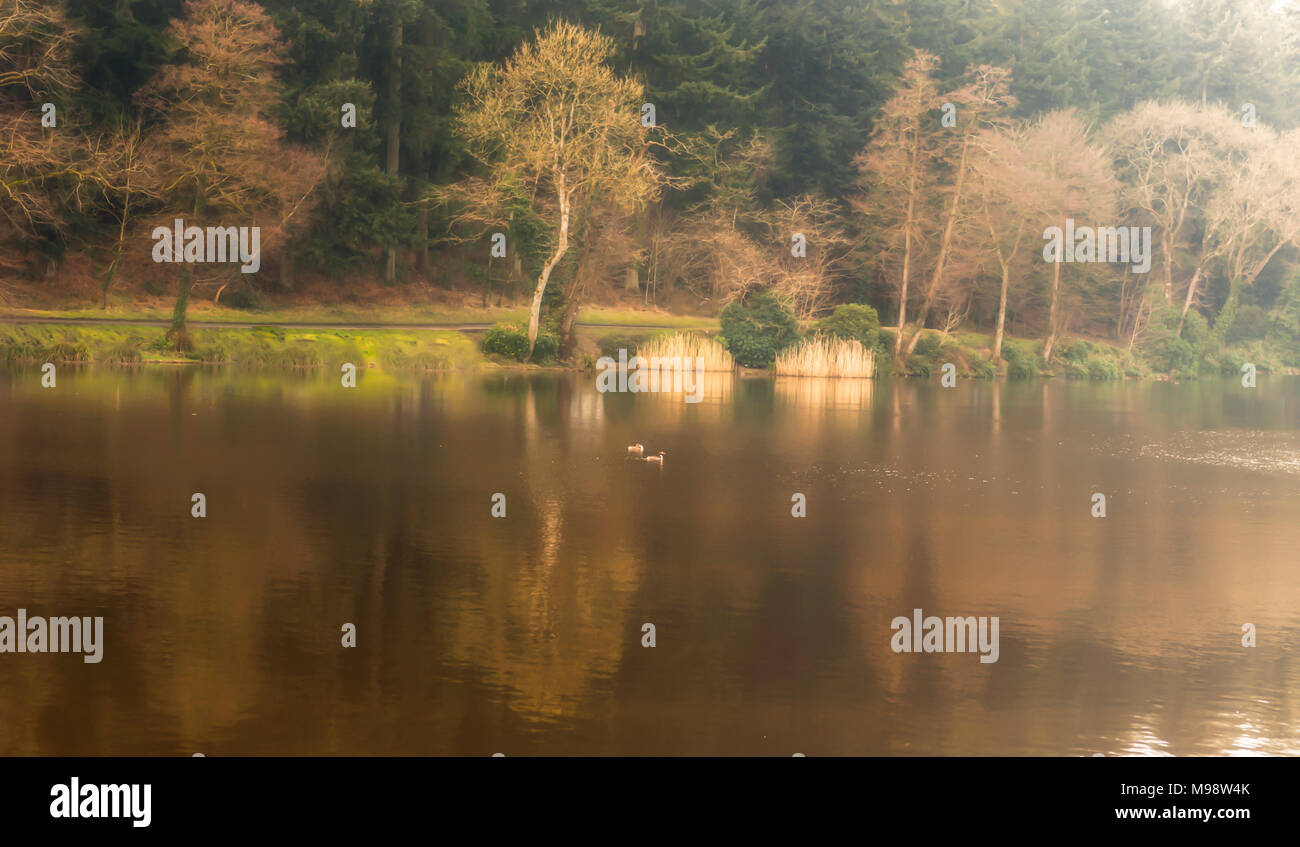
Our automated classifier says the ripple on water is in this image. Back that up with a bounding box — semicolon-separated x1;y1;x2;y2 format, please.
1105;430;1300;477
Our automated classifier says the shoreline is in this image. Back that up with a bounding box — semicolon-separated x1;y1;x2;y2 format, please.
1;308;1293;380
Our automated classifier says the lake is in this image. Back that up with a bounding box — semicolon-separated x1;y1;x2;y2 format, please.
1;365;1298;755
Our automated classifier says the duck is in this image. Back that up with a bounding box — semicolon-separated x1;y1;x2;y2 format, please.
627;443;645;456
644;451;665;465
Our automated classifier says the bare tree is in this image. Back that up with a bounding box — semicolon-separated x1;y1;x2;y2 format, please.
0;0;82;265
455;21;665;355
970;123;1038;365
768;195;853;320
1021;110;1118;362
853;51;941;359
137;0;328;345
1205;126;1300;343
903;65;1014;356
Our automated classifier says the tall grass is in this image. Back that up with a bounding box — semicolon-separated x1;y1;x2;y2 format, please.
773;337;876;377
636;332;734;371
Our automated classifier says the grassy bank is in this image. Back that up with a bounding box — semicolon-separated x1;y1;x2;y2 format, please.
0;302;719;330
881;328;1298;379
0;322;483;371
3;316;1289;381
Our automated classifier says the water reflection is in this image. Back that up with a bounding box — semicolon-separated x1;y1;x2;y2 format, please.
0;366;1297;755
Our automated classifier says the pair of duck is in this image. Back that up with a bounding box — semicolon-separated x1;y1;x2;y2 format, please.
627;444;664;464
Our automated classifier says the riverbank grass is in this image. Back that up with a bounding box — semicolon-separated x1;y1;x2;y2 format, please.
0;323;481;371
774;337;876;377
636;331;734;371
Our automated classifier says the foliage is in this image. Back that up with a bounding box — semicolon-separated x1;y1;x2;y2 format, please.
482;322;531;361
718;292;800;368
482;321;558;363
812;303;881;348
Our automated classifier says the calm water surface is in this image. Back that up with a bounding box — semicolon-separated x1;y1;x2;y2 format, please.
1;366;1298;755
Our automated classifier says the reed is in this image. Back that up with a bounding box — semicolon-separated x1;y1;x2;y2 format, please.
635;332;734;371
773;336;876;378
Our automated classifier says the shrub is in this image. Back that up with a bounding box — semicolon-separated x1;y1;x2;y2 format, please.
718;292;800;369
530;331;560;364
913;332;942;359
1182;309;1210;348
1147;333;1198;376
1227;304;1268;343
482;323;531;361
1000;340;1037;379
1058;338;1094;364
968;353;996;379
1088;355;1122;380
223;286;267;311
812;303;880;348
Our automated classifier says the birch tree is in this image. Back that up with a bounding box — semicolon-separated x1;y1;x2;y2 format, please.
454;21;664;355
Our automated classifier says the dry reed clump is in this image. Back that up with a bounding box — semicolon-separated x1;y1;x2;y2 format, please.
636;332;734;371
773;336;876;377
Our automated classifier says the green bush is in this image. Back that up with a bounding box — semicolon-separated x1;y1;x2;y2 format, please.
531;331;560;364
913;332;942;358
1087;355;1122;380
969;353;996;379
1228;304;1269;343
482;322;559;363
482;323;531;361
718;292;800;369
1182;309;1210;348
1058;338;1094;364
223;286;267;311
1000;340;1037;379
812;303;880;348
1148;333;1198;375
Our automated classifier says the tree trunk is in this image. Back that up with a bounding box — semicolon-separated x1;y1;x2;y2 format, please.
1212;277;1241;344
103;186;130;308
1161;231;1173;303
993;263;1010;366
167;270;194;352
415;206;429;277
528;183;569;355
102;249;122;309
1176;264;1202;337
895;171;916;359
279;247;295;291
559;277;585;357
906;135;971;356
1042;256;1062;362
384;17;403;285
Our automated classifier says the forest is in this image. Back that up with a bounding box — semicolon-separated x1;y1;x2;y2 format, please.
3;0;1300;377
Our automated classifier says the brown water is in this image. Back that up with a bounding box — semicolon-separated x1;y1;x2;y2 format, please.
1;365;1298;756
